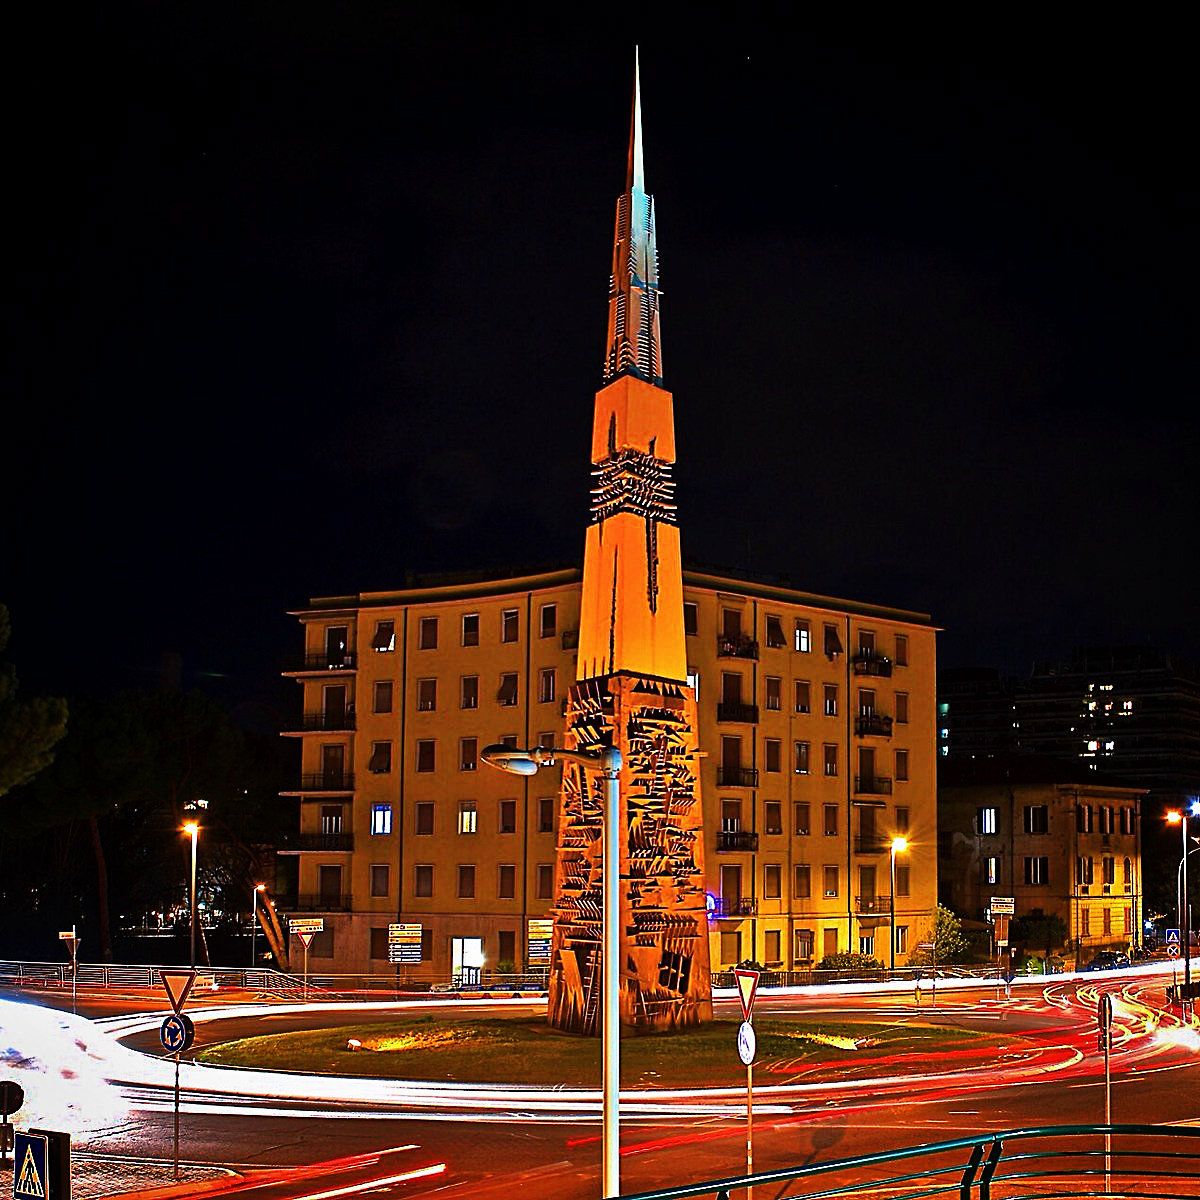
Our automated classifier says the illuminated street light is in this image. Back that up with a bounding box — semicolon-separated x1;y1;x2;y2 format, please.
182;821;200;970
481;741;623;1199
251;883;267;968
889;836;909;973
1166;798;1200;1020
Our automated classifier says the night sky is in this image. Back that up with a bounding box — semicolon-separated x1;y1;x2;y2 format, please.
5;9;1195;713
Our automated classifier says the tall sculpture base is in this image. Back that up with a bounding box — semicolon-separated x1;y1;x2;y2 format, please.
547;672;712;1034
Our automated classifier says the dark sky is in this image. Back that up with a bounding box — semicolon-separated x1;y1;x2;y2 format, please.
4;8;1196;710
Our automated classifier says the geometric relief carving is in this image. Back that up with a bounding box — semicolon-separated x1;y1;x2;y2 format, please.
547;672;712;1034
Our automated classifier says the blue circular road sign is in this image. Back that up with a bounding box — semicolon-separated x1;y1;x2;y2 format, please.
160;1013;196;1055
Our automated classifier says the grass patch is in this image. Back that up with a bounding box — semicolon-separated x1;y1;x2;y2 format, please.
198;1014;997;1088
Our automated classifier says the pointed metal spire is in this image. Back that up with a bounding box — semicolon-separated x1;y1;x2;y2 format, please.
603;49;663;388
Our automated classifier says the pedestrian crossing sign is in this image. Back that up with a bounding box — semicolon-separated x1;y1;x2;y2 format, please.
1166;928;1181;944
13;1132;48;1199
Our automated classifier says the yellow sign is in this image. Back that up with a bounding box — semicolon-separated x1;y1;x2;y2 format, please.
16;1141;46;1198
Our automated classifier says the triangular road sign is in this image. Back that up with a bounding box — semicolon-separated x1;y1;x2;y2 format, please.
296;930;316;949
16;1142;45;1198
733;968;759;1022
1166;928;1181;945
160;968;197;1014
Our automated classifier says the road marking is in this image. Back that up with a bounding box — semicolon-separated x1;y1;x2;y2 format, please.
289;1163;446;1200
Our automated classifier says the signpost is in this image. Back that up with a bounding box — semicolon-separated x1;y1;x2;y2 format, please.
289;918;324;1000
58;928;79;1014
387;924;422;967
1098;992;1114;1192
0;1080;23;1164
159;968;197;1180
733;968;759;1198
526;919;553;966
1166;927;1181;959
159;1013;196;1055
989;900;1013;998
917;941;938;1007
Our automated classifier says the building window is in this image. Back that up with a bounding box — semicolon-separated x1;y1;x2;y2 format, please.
983;856;999;885
795;680;811;713
794;802;811;835
498;673;519;706
1077;855;1094;886
538;796;555;833
499;799;517;834
765;739;782;773
458;800;477;835
457;865;476;898
1023;805;1049;835
372;620;395;652
795;928;814;961
765;615;786;648
1123;856;1132;887
1024;856;1049;886
370;864;390;897
895;692;909;724
687;668;700;698
373;681;393;714
371;804;392;836
458;737;478;772
765;676;782;710
824;684;838;716
415;740;435;772
320;805;343;834
1100;806;1114;834
1120;807;1134;835
823;865;839;898
1082;907;1091;937
895;634;908;666
1102;856;1115;885
895;865;910;896
895;749;909;782
461;675;479;710
858;687;876;716
684;602;699;636
794;740;810;775
1103;907;1112;935
721;799;742;832
500;608;519;644
368;741;392;774
417;678;437;712
500;733;518;749
895;926;909;953
462;613;480;647
823;744;838;777
858;933;875;956
764;929;781;964
794;864;811;898
498;864;516;899
538;668;556;704
765;801;782;835
538;731;555;750
418;617;438;650
536;863;554;899
824;623;843;657
978;807;999;835
794;620;811;652
823;803;839;836
764;864;782;899
539;603;557;638
415;803;434;836
369;927;389;960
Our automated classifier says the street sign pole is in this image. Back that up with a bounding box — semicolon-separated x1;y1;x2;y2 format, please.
733;969;759;1200
1098;992;1113;1193
173;1051;181;1180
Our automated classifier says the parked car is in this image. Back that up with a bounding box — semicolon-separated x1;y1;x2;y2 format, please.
1083;950;1131;972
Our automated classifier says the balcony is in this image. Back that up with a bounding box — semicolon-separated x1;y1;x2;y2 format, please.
717;830;760;853
293;772;355;792
717;635;759;660
286;651;357;673
561;628;579;651
293;711;356;732
711;897;758;918
279;893;353;912
855;713;894;738
854;835;889;854
851;652;893;678
855;894;892;915
717;701;760;724
855;775;893;795
717;766;759;788
296;833;355;852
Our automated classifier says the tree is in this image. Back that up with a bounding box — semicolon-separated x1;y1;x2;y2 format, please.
0;604;67;797
909;904;970;965
1011;912;1069;962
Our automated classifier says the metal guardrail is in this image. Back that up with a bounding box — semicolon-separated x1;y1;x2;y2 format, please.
620;1124;1200;1200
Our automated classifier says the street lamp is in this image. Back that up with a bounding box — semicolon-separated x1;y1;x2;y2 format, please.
251;883;266;968
1166;798;1200;1018
182;821;199;970
481;741;623;1199
889;836;909;973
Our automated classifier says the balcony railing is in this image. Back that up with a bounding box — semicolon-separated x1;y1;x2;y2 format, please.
296;833;355;852
717;766;759;788
279;893;353;912
711;897;758;917
294;711;356;732
717;830;760;852
854;835;890;854
851;652;893;677
717;701;760;724
855;713;894;737
855;894;893;914
561;628;579;650
296;772;355;792
855;775;893;795
287;651;357;672
717;635;759;660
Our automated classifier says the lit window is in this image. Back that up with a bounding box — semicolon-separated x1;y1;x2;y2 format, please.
794;741;810;774
823;624;843;657
895;926;909;953
794;620;810;652
458;801;477;835
858;934;875;956
372;620;395;652
823;744;838;777
824;685;838;716
978;807;998;835
371;804;392;836
983;856;999;885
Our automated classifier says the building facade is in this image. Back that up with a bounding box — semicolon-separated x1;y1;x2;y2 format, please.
938;756;1144;963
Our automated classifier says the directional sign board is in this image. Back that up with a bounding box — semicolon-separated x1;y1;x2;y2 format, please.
526;919;553;965
159;969;197;1014
990;896;1015;916
733;968;760;1022
289;918;324;933
1166;928;1181;958
387;923;422;965
160;1013;196;1055
737;1020;757;1066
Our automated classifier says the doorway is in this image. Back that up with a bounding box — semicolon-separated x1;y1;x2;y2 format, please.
451;936;485;986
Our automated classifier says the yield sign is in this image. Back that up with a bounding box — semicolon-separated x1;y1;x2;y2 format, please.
733;968;760;1022
296;930;316;950
159;968;197;1014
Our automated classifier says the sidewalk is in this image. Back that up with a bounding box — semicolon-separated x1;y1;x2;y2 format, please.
1;1152;235;1198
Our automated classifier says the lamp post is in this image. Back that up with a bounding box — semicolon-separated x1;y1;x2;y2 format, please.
889;836;908;973
482;741;623;1199
251;883;266;968
182;821;199;970
1167;798;1200;1019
